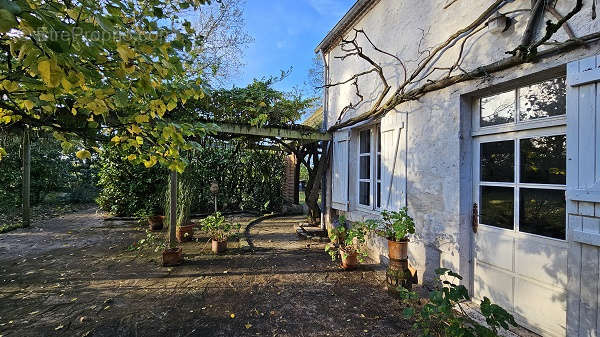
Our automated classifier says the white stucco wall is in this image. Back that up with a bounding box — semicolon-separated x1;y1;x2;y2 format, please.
322;0;600;285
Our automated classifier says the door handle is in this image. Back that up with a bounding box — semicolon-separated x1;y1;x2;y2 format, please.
472;203;479;233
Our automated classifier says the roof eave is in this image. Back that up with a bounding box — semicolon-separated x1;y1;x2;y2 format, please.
314;0;378;54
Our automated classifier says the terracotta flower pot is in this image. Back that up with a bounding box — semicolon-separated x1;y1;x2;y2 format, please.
176;224;194;242
148;215;164;231
162;247;183;266
388;239;409;260
340;249;358;270
212;239;227;254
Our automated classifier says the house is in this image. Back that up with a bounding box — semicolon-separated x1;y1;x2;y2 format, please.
315;1;600;336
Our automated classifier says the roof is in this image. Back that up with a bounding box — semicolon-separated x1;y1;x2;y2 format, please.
314;0;379;53
302;106;324;129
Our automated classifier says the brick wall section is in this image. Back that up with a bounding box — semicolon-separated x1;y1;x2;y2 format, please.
282;154;298;204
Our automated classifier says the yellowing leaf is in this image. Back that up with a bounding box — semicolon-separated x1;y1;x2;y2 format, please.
23;100;34;110
127;154;137;161
39;93;54;102
129;125;142;134
76;150;91;160
38;59;62;88
71;107;77;116
111;135;120;143
0;147;7;160
166;100;177;112
135;114;149;123
116;43;136;63
143;156;157;168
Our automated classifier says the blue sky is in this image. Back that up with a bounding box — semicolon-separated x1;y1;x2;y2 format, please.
233;0;355;95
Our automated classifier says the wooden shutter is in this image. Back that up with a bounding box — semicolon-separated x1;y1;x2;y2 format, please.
567;56;600;202
380;112;405;211
566;55;600;337
331;130;349;211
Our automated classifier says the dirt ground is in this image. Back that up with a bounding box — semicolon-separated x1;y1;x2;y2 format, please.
0;208;417;337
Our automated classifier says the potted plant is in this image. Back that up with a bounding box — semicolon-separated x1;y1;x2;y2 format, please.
147;205;164;231
173;174;194;242
373;208;415;260
199;212;241;254
325;216;375;270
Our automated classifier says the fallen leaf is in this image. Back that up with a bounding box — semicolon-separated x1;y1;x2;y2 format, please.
55;325;64;330
245;323;252;329
230;313;235;319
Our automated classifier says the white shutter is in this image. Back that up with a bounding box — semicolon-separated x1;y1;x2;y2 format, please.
566;55;600;337
331;130;349;211
380;112;405;211
566;55;600;203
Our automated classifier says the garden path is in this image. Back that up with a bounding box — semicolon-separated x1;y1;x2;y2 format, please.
0;208;415;337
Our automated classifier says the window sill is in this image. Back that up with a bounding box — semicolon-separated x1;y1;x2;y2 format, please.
345;208;383;222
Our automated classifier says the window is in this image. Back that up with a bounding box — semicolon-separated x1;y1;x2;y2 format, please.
478;135;566;240
357;126;381;210
476;77;567;240
480;77;566;128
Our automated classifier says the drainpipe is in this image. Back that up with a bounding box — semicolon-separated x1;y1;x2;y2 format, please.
320;50;329;230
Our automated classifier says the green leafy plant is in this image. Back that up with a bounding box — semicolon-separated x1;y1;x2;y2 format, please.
127;229;167;253
325;215;376;262
371;208;415;242
398;268;517;337
199;212;241;242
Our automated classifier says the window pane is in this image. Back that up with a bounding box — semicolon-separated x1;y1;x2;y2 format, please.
359;156;370;179
519;188;566;240
359;182;370;206
481;91;516;127
360;130;370;153
520;135;566;185
519;77;566;121
481;140;514;182
377;182;381;208
377;154;381;179
480;186;514;230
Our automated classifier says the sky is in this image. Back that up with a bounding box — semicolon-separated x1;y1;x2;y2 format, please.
232;0;356;95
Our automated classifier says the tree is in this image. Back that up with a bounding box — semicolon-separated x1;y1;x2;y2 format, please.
0;0;213;172
188;0;252;85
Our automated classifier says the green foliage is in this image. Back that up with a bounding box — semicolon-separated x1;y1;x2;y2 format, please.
1;0;213;171
0;222;25;234
127;229;167;252
398;268;517;337
325;216;376;262
0;131;97;216
370;208;416;242
184;141;286;213
196;78;316;128
96;140;286;217
198;212;241;242
96;145;167;216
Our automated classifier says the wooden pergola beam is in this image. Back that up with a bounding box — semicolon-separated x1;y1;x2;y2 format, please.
215;123;331;141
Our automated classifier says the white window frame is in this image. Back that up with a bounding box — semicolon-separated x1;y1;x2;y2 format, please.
472;76;568;242
472;76;567;137
356;125;381;211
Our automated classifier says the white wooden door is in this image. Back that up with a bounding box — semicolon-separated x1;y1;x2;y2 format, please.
471;77;569;336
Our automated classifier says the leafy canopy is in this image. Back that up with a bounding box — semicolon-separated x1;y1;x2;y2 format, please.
0;0;214;172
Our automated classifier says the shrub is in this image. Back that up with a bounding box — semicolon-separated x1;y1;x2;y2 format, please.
96;145;167;216
398;268;517;337
325;216;376;261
